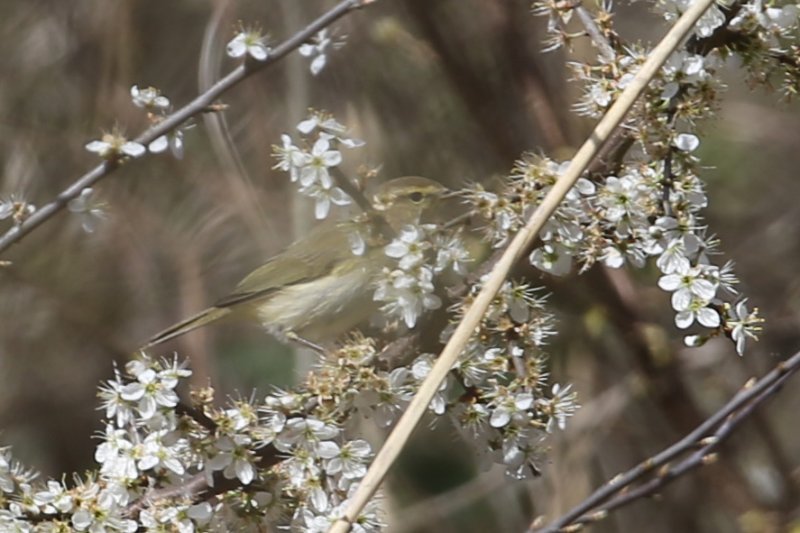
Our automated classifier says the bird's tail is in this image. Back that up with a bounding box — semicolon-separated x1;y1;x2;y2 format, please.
141;307;232;351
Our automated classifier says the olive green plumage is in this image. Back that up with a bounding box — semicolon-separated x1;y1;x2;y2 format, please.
142;177;445;350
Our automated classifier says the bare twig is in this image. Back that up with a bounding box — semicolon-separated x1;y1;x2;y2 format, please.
573;5;616;61
327;0;717;530
531;350;800;532
0;0;378;256
331;167;374;213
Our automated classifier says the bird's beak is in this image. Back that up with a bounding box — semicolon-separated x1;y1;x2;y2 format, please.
439;189;462;200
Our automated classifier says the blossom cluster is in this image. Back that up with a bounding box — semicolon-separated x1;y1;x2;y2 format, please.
130;85;186;159
0;358;200;532
273;111;365;219
374;224;470;329
0;313;575;531
664;0;800;99
0;246;562;524
445;280;577;478
462;0;781;355
0;354;387;532
465;148;761;354
268;109;575;482
302;283;575;484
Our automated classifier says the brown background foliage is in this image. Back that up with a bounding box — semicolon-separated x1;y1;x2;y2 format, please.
0;0;798;531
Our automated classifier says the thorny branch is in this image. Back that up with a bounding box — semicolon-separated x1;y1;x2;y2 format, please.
531;350;800;533
0;0;378;256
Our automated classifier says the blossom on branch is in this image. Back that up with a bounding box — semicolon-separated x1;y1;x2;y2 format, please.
86;131;145;160
67;187;106;233
272;112;365;220
130;85;170;111
227;26;270;61
299;29;347;75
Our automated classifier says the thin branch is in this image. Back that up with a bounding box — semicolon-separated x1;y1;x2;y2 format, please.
331;167;374;213
175;401;217;433
125;473;210;518
0;0;378;256
573;5;616;62
328;0;717;530
531;350;800;532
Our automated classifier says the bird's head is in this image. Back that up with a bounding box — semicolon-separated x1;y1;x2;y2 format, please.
372;176;448;230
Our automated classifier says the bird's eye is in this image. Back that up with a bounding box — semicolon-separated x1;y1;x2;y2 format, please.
408;191;424;203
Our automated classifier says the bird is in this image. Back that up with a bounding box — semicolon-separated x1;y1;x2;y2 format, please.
141;176;447;352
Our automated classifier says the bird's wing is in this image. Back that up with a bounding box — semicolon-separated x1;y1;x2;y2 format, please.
213;222;355;308
143;306;232;349
212;258;313;307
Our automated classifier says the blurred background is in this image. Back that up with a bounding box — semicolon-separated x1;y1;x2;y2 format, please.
0;0;798;531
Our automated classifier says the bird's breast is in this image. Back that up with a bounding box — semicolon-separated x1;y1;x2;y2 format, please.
253;259;381;343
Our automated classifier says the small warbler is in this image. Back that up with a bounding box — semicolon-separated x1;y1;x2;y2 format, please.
142;176;446;351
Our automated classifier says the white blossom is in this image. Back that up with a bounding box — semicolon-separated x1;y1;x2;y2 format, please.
323;439;371;479
530;242;573;276
119;366;179;420
384;225;431;270
0;194;36;225
68;187;106;233
86;132;145;159
299;29;345;76
130;85;169;110
227;28;270;61
208;434;257;485
726;299;763;356
374;266;441;328
674;133;700;152
658;264;719;309
149;128;185;159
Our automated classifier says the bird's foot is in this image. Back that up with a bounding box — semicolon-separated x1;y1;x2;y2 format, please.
284;331;327;356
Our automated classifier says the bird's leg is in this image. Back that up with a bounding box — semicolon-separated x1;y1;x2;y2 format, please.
284;331;327;356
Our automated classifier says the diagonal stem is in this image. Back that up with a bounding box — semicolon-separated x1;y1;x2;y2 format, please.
328;0;717;530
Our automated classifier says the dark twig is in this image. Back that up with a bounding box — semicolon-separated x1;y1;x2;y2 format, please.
175;401;217;433
530;350;800;533
0;0;378;256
